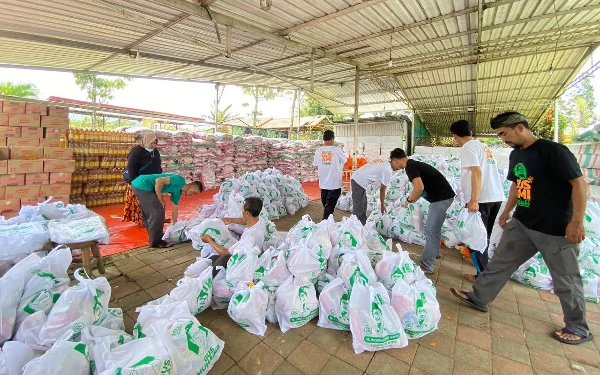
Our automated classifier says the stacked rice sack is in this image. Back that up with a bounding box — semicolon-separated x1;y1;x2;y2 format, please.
265;139;319;182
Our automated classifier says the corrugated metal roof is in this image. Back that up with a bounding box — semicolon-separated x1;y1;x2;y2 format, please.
0;0;598;135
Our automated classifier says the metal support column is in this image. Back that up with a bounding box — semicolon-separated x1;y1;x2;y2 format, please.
214;83;220;132
353;66;359;170
553;98;559;142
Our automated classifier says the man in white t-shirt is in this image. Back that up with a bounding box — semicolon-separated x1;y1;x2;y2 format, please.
314;130;347;220
350;148;404;224
201;197;266;276
450;120;505;282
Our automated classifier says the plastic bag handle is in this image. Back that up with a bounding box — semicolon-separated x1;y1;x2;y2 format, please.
73;267;89;283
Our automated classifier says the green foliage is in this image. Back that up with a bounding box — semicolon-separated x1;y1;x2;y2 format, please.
531;107;568;141
69;116;138;130
300;97;333;116
73;74;131;104
558;76;598;143
0;81;39;98
209;103;237;124
239;86;286;126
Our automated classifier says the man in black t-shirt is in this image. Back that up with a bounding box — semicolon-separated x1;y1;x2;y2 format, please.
451;111;592;345
395;149;456;273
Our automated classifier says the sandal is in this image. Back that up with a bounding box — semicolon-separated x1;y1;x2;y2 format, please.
450;288;488;312
150;241;172;249
552;328;594;345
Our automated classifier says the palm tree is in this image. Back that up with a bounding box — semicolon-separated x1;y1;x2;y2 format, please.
209;103;238;124
0;81;40;98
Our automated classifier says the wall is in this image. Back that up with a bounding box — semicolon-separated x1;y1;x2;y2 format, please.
334;120;406;161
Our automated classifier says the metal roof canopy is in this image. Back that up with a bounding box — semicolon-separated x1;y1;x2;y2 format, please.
0;0;598;136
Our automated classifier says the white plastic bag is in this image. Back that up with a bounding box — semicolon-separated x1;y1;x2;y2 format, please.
455;209;488;252
585;201;600;237
211;266;233;310
363;224;392;267
100;336;171;375
186;218;238;254
96;308;125;331
349;282;408;353
162;220;188;244
150;317;224;375
0;274;22;345
80;325;134;375
0;223;49;260
23;340;90;375
40;269;111;345
254;248;275;282
15;311;48;352
275;277;319;333
511;258;553;291
261;251;291;289
317;278;350;331
133;300;192;339
169;267;212;315
184;257;212;278
396;205;424;233
335;216;363;249
265;290;277;324
374;248;425;290
337;248;377;289
48;215;110;244
0;341;35;375
391;278;441;339
228;282;269;336
226;247;259;288
286;239;323;283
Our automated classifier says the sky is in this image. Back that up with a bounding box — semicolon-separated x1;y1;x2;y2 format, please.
0;50;599;120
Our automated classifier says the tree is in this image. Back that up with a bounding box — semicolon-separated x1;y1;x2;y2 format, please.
240;86;285;126
300;97;334;116
208;103;237;124
532;106;568;141
74;73;131;128
557;76;598;143
0;81;39;98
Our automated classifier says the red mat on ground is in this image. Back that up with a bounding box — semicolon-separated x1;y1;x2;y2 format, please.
94;181;322;257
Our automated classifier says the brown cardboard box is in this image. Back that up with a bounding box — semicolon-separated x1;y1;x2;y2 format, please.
0;138;5;147
0;173;25;186
7;160;43;174
49;172;72;184
43;147;73;160
2;101;25;114
0;114;8;126
0;146;8;160
40;116;68;129
0;186;5;199
10;146;44;160
26;172;49;185
0;127;20;138
39;138;61;148
20;127;44;139
0;199;20;214
46;195;69;205
25;103;48;115
44;128;67;139
21;197;45;206
43;159;75;173
8;114;40;127
39;184;70;197
5;185;40;200
6;137;39;147
0;160;6;175
48;106;69;118
0;100;3;112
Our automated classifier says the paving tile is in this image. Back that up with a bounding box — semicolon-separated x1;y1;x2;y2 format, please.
113;255;142;268
319;357;363;375
452;360;489;375
294;318;318;338
173;252;198;265
109;275;133;288
92;264;122;280
562;343;600;368
128;247;153;256
115;290;152;312
519;304;552;323
208;353;235;375
288;340;331;375
197;308;223;325
439;302;459;323
569;362;600;375
491;335;530;365
512;283;542;298
136;251;166;264
529;350;573;375
111;282;141;300
456;324;492;351
334;336;375;371
438;273;462;287
206;315;241;339
489;321;527;345
124;265;156;280
123;313;135;333
586;301;600;312
365;351;410;375
126;308;139;322
549;313;566;328
525;332;565;357
587;311;600;325
263;329;304;358
522;316;560;334
438;317;458;338
413;345;454;375
149;259;178;271
537;290;560;303
307;327;347;355
493;355;534;375
117;259;147;274
454;341;492;372
238;343;284;375
490;307;523;329
145;281;174;299
223;365;248;375
544;301;563;315
224;329;261;361
158;264;185;279
384;339;418;366
418;331;455;357
273;361;304;375
497;288;517;302
457;310;490;332
490;297;520;314
136;273;168;290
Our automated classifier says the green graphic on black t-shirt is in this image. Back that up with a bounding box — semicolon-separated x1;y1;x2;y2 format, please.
514;162;533;208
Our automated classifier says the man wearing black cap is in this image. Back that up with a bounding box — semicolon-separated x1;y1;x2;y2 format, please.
451;111;592;345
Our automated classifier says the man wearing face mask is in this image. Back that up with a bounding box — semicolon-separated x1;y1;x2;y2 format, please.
451;111;592;345
123;133;163;227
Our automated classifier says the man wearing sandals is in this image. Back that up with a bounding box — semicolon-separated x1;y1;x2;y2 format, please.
131;173;202;248
450;120;505;282
451;111;592;345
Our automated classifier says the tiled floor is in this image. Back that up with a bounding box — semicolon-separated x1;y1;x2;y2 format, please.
99;201;600;375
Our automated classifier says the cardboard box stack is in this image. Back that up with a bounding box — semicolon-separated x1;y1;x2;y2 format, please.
69;129;134;207
0;100;73;218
